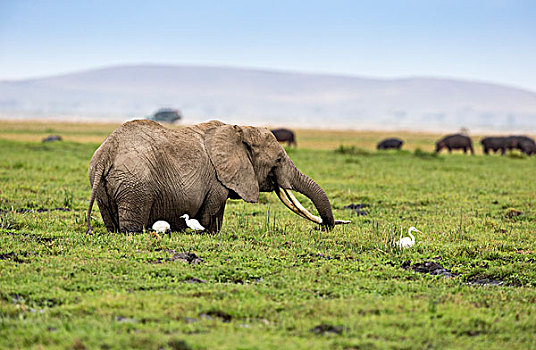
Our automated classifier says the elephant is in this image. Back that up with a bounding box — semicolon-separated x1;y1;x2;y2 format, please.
271;128;297;147
435;134;474;154
86;120;349;234
480;137;507;155
377;138;403;150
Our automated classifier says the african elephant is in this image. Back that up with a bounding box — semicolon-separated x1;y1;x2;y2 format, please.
435;134;474;154
480;137;506;155
271;128;297;147
377;138;403;150
86;120;349;233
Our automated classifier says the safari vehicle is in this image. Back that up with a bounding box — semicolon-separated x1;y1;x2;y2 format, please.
147;108;182;123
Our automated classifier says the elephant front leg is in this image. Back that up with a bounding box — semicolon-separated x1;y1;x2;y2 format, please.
197;187;229;233
203;204;226;233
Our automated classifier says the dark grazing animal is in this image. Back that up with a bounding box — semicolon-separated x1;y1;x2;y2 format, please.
481;137;506;155
505;135;536;155
517;139;536;155
377;138;403;150
271;128;297;147
42;135;63;143
435;134;474;154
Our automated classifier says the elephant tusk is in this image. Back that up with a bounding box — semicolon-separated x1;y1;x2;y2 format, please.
275;187;310;220
276;187;323;224
334;219;351;225
283;188;324;224
276;187;352;226
284;189;351;225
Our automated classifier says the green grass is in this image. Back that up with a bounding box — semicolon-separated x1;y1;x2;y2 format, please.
1;129;536;349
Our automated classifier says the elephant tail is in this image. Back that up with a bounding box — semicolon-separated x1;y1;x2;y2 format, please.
86;163;105;234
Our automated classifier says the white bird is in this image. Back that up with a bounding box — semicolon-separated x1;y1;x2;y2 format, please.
395;226;422;249
152;220;171;233
180;214;205;231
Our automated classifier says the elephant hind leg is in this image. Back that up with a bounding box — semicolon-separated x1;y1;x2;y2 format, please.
118;202;151;233
117;192;154;233
96;197;119;232
93;182;120;232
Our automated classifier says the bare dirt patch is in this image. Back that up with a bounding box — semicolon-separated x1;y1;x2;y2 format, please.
181;277;207;284
0;207;71;214
310;324;344;335
343;203;368;216
402;260;457;278
467;277;505;286
1;231;56;243
0;251;37;263
199;310;232;323
298;252;357;262
148;251;205;264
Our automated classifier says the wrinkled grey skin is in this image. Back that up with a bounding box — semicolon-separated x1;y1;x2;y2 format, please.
377;138;403;150
481;137;507;155
435;134;474;154
271;128;297;147
87;120;337;233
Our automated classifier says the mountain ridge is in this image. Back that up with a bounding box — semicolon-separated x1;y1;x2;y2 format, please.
1;64;535;132
4;64;535;95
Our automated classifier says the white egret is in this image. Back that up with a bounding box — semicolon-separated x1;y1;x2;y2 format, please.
152;220;171;233
395;226;422;249
180;214;205;231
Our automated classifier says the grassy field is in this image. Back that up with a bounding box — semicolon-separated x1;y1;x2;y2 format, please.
1;121;535;349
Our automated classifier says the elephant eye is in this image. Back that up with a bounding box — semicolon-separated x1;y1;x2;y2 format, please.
275;157;282;163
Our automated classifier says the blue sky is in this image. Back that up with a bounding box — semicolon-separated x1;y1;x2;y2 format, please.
1;0;535;91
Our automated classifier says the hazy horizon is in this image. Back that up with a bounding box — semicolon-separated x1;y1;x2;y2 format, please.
2;64;535;133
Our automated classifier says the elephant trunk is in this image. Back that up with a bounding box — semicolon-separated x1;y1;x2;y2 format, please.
274;161;335;228
274;157;350;229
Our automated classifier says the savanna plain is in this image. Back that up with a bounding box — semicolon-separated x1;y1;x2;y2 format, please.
1;121;535;349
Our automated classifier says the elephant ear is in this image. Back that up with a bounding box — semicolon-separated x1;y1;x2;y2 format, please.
205;124;259;203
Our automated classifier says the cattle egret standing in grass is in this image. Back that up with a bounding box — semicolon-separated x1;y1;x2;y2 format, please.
152;220;171;233
395;227;422;248
180;214;205;231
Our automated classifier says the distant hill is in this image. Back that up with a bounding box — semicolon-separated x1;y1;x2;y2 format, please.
1;64;536;132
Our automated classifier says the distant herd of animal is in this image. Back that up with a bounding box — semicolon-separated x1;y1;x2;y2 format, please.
271;128;536;156
381;134;536;155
